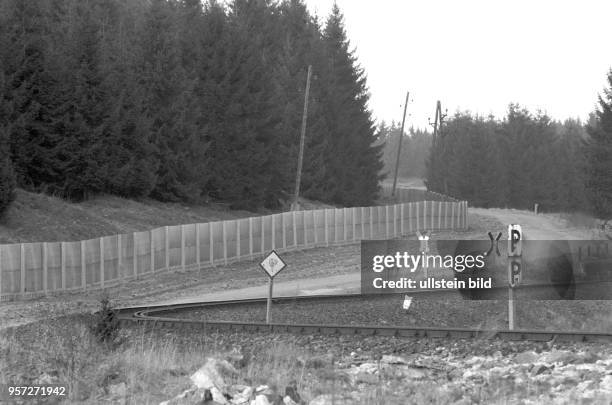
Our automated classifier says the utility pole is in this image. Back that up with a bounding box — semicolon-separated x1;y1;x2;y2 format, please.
391;91;410;198
292;65;312;211
429;101;448;193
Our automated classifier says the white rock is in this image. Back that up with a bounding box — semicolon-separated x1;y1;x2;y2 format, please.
381;355;406;365
230;386;254;404
514;351;539;364
254;385;274;396
355;363;378;374
465;356;486;366
210;387;230;404
283;395;299;405
108;382;127;398
397;367;427;380
601;375;612;390
538;350;578;365
462;370;481;380
191;358;237;391
250;395;273;405
309;394;333;405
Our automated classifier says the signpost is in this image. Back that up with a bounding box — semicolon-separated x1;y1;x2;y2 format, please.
260;250;287;324
402;295;413;310
507;224;523;330
417;231;430;277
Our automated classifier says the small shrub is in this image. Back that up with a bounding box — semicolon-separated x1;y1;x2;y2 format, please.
91;293;120;344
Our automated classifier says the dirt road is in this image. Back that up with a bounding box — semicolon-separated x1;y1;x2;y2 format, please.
469;208;595;240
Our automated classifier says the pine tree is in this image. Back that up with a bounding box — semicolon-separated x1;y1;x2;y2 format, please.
585;69;612;219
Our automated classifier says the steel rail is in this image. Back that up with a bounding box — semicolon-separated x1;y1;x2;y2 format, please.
117;290;612;343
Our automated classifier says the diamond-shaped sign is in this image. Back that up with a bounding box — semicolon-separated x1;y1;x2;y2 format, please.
260;250;286;278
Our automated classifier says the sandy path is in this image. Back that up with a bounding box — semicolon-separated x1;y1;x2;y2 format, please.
469;208;595;240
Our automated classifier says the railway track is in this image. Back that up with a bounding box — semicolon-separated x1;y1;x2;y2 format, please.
117;287;612;343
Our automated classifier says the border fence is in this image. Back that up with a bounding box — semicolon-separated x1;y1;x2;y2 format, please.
0;187;468;299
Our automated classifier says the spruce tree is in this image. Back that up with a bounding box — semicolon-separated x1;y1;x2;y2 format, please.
0;73;16;215
319;4;382;206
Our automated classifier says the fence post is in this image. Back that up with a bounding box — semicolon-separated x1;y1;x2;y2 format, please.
416;202;420;232
361;207;365;239
369;207;373;239
400;204;405;235
272;215;276;251
451;203;456;230
304;210;308;246
393;205;398;237
59;242;66;291
196;224;201;269
352;208;356;241
133;233;138;279
236;221;241;260
223;221;227;265
261;216;265;253
281;214;286;249
181;225;186;271
210;223;214;265
313;211;318;245
408;203;413;232
293;211;297;247
385;205;389;238
431;200;435;230
249;218;253;257
344;208;348;241
334;209;339;243
80;241;86;289
165;226;170;270
100;238;104;288
444;202;448;229
42;243;48;294
325;210;329;246
117;235;122;280
20;244;25;294
150;231;154;273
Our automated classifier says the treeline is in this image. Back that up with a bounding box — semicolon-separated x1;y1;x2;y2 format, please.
0;0;382;214
426;79;612;217
377;123;431;180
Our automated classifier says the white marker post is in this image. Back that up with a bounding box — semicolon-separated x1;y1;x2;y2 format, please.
260;250;287;324
507;224;522;330
403;295;413;310
417;231;430;279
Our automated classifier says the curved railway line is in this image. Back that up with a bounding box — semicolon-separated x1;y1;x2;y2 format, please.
117;284;612;344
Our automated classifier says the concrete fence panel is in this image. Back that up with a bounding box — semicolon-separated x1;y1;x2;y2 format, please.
0;186;468;299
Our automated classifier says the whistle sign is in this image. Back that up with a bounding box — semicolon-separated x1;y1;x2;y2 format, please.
508;224;522;257
507;224;522;287
508;257;522;287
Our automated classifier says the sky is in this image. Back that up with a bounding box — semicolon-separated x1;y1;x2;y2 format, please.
303;0;612;130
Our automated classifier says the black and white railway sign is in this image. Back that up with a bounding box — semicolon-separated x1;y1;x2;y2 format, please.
260;250;286;279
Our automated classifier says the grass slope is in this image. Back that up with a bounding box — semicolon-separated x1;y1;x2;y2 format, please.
0;189;338;244
0;189;259;244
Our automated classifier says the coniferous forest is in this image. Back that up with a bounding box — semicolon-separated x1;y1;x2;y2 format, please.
0;0;383;213
423;94;612;217
379;70;612;218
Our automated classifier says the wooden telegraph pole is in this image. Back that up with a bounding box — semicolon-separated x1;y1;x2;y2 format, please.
391;91;410;198
292;65;313;211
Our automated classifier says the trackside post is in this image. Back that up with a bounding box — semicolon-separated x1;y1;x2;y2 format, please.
260;250;287;324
